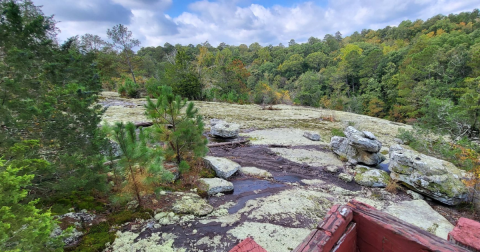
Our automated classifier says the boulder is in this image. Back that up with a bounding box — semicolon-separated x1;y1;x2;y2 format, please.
210;118;225;127
303;131;321;141
354;165;390;187
204;156;240;179
384;200;454;239
389;146;469;205
198;178;234;195
210;121;240;138
330;126;385;166
172;193;214;216
338;173;354;182
240;167;273;178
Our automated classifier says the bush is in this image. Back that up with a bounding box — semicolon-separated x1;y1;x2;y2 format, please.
117;78;139;98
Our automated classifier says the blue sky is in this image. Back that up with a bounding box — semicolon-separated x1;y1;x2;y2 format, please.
35;0;479;48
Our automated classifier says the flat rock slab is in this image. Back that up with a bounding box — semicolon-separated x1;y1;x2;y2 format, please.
270;148;343;167
241;128;324;146
384;200;454;239
204;156;240;179
240;167;272;178
354;166;389;188
199;178;234;196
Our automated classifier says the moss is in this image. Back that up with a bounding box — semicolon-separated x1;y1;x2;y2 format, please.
67;209;153;252
331;128;345;137
199;167;216;178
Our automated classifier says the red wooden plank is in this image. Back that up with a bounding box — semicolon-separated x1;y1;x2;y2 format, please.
347;200;468;252
331;222;357;252
293;204;353;252
229;237;267;252
448;217;480;251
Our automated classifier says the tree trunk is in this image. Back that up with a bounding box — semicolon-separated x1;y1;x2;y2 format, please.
126;54;137;85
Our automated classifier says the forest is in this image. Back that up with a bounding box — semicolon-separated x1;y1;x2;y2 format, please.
1;0;480;251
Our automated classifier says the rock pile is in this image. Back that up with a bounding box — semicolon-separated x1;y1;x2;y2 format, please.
389;145;468;205
330;126;385;166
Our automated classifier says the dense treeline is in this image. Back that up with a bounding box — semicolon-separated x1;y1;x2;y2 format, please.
91;9;480;140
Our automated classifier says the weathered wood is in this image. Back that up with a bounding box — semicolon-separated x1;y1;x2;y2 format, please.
448;217;480;252
229;237;267;252
268;144;291;148
207;139;250;147
293;204;353;252
347;199;468;252
134;121;153;127
331;222;357;252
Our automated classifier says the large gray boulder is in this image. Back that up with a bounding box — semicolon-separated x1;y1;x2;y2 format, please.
330;126;385;166
389;145;469;205
354;165;390;187
198;178;234;195
203;156;240;179
210;121;240;138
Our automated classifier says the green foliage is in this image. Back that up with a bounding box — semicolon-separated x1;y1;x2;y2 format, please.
118;78;139;98
331;128;346;137
0;158;64;252
102;122;169;207
145;86;208;166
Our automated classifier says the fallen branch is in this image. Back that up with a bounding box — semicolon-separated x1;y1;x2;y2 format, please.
207;139;250;147
268;144;291;148
134;122;153;127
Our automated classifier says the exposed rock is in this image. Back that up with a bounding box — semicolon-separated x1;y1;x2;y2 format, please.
330;126;385;166
394;138;404;144
325;165;340;173
198;178;234;196
303;131;321;141
210;118;225;127
51;226;83;247
354;165;390;188
406;190;424;200
338;173;354;182
210;121;240;138
240;166;272;178
384;200;454;239
203;156;240;179
163;162;179;181
389;146;469;205
172;193;214;216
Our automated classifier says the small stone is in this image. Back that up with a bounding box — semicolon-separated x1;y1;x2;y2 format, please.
240;166;273;178
338;173;353;182
192;229;198;234
363;131;377;140
406;190;425;200
325;166;339;173
303;131;321;141
394;138;404;144
210;121;240;138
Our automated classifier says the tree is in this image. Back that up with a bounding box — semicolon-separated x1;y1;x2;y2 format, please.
103;122;167;207
145;86;208;167
107;24;141;84
164;49;203;99
80;33;106;53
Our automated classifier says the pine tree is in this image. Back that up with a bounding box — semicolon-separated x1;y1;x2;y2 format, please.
103;122;170;207
145;86;208;172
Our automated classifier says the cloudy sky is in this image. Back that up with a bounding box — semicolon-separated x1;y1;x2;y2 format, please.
35;0;479;48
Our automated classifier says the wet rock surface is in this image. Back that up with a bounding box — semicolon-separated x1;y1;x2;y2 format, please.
389;145;469;205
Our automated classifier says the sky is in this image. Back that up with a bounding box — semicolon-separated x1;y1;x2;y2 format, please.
34;0;479;49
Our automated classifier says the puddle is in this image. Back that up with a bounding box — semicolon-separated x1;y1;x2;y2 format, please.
377;163;391;173
232;179;284;195
274;175;306;185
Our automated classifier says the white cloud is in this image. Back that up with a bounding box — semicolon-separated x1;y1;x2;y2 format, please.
36;0;480;48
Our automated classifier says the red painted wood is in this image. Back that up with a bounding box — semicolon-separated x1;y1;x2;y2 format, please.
448;217;480;251
347;200;469;252
229;237;267;252
293;204;353;252
332;222;357;252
